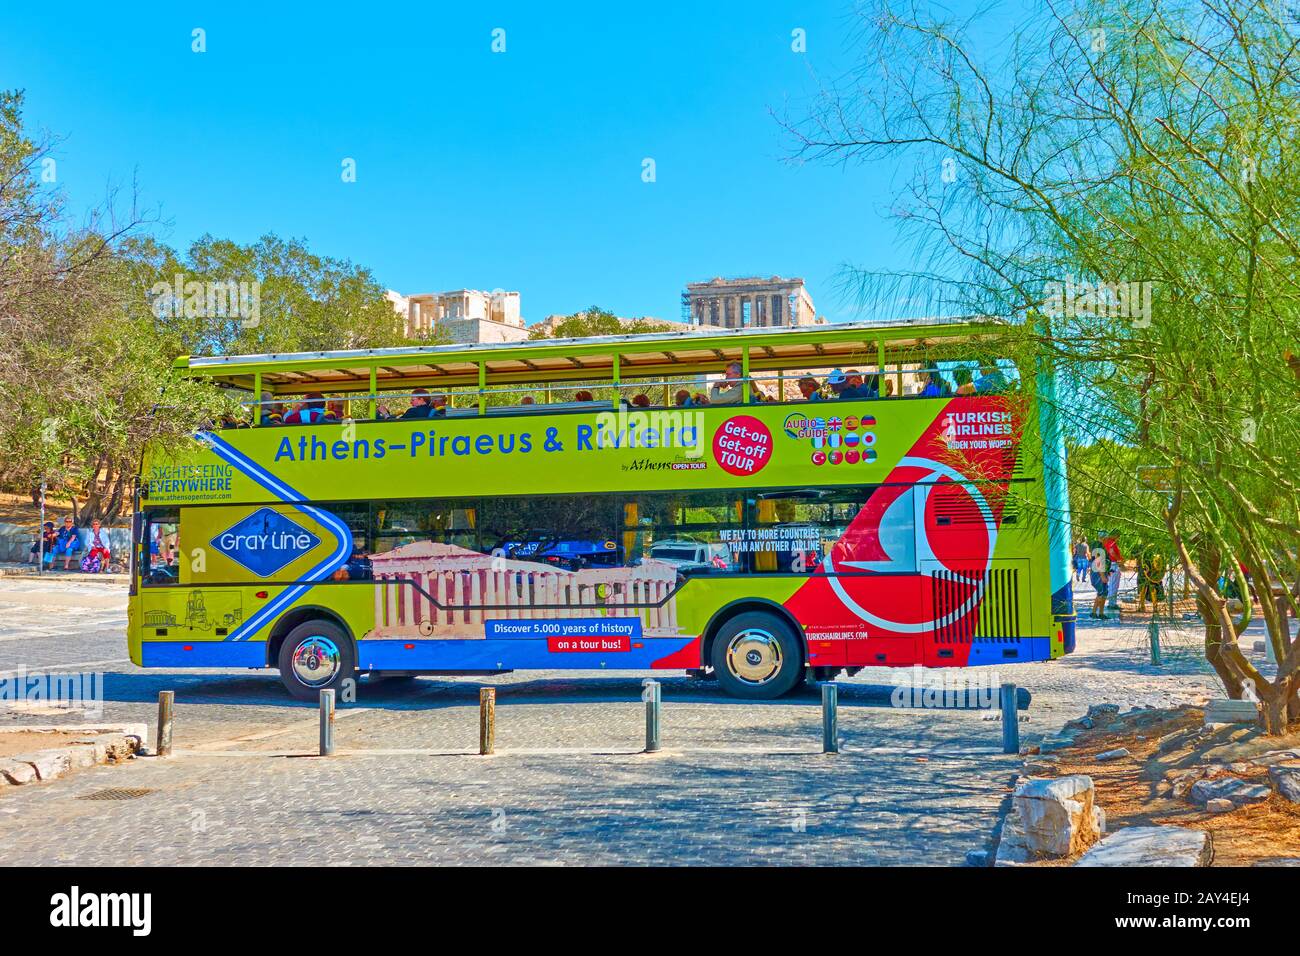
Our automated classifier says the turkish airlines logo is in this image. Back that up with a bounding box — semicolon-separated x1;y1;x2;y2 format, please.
821;455;998;635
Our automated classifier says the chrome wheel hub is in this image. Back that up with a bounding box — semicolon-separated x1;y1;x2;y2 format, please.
725;628;782;685
291;636;341;687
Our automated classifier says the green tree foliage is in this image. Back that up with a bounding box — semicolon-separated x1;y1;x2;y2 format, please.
787;0;1300;731
528;306;663;340
0;91;406;522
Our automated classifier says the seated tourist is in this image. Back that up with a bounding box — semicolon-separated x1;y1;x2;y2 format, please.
218;411;248;429
400;388;435;420
81;519;111;573
631;394;651;408
520;395;536;406
283;393;333;425
954;366;977;395
52;515;82;570
574;390;594;402
30;521;56;566
826;368;848;397
916;370;943;397
975;361;1008;394
837;370;871;400
673;389;693;407
710;362;765;404
797;376;824;401
259;392;285;425
428;393;448;416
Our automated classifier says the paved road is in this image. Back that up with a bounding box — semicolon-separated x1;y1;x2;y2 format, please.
0;575;1249;865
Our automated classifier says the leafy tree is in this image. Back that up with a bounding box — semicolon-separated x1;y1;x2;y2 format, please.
0;91;410;522
528;306;663;340
786;0;1300;731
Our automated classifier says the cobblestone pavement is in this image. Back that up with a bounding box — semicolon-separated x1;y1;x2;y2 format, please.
0;575;1283;865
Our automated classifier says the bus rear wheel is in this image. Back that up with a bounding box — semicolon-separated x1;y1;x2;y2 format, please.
278;620;355;702
710;611;803;700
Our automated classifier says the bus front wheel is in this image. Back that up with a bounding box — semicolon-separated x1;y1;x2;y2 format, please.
710;611;803;700
278;620;356;702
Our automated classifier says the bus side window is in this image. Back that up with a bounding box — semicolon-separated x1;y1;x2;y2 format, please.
142;509;181;585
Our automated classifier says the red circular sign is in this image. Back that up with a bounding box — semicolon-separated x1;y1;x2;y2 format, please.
712;415;773;476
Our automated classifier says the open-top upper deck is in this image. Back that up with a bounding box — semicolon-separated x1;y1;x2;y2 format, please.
176;316;1007;397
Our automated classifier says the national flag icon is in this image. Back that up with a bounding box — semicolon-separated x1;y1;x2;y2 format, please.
811;451;827;466
864;449;878;462
844;432;860;447
862;432;876;445
826;416;843;430
829;450;843;465
845;450;861;465
812;433;825;449
828;432;842;448
844;416;859;430
860;415;877;427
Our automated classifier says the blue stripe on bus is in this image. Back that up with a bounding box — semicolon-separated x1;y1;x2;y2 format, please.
357;637;697;672
141;641;268;668
197;432;352;642
964;637;1052;665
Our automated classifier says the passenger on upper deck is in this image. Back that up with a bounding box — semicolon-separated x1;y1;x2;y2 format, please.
710;361;766;405
400;388;435;419
283;392;333;425
954;367;977;395
836;370;874;400
797;376;824;401
673;389;693;407
259;393;285;426
631;394;651;408
219;412;249;429
975;361;1008;394
574;390;594;402
916;370;943;398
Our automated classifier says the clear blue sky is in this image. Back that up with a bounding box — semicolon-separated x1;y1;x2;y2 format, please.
0;1;1002;325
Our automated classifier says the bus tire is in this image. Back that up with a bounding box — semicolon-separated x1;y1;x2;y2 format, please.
710;611;803;700
278;619;356;702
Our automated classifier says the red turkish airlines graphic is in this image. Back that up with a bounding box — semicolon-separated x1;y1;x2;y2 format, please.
783;397;1017;661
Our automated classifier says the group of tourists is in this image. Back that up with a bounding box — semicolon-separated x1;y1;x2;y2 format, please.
218;360;1013;427
28;517;113;573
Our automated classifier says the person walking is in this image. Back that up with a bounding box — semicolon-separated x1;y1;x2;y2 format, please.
1073;537;1090;583
1089;548;1109;619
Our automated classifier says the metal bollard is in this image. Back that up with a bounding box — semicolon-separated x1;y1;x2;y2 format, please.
156;691;174;758
644;680;661;753
319;689;335;756
1148;617;1162;666
479;687;496;755
822;682;839;754
999;683;1020;755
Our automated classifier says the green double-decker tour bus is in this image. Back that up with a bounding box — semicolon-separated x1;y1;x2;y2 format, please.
128;318;1075;700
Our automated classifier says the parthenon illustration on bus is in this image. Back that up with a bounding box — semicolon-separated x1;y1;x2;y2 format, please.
367;542;683;639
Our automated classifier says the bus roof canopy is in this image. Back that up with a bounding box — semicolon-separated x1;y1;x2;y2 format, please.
176;316;1005;396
